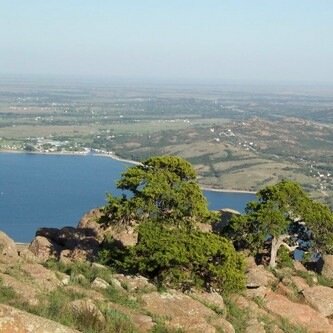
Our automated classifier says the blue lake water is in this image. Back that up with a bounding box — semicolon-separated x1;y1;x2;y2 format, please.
0;153;255;242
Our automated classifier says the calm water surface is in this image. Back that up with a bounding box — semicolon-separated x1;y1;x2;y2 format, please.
0;153;255;242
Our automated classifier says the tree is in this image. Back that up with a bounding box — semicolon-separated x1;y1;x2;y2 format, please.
100;156;244;293
222;180;333;268
113;221;245;293
104;155;217;226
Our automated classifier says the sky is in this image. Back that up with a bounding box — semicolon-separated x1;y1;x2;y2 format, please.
0;0;333;83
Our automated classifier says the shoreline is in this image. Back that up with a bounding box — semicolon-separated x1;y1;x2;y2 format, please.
201;186;256;194
0;149;256;195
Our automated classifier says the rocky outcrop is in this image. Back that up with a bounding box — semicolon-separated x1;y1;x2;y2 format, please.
21;263;62;291
190;290;225;313
113;274;157;292
320;254;333;279
141;290;233;333
264;291;333;333
302;286;333;317
68;298;106;329
107;302;154;333
0;304;80;333
246;265;277;288
290;275;309;292
245;318;266;333
0;231;19;263
28;235;58;262
0;272;40;306
29;226;101;263
77;208;104;241
91;277;110;290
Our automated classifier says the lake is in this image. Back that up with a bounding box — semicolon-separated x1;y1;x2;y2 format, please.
0;152;255;242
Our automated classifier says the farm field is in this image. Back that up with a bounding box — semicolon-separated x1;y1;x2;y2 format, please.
1;77;333;206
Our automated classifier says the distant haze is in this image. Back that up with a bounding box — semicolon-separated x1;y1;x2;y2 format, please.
1;1;333;84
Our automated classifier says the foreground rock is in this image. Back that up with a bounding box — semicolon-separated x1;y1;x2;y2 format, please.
302;286;333;317
79;208;139;247
113;274;157;292
68;298;105;329
0;304;80;333
246;265;277;288
77;208;104;241
29;226;101;263
320;254;333;279
0;231;19;263
28;235;59;263
142;290;233;332
107;302;155;332
264;291;333;332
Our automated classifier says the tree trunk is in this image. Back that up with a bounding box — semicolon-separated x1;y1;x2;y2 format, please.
269;234;296;268
269;236;279;268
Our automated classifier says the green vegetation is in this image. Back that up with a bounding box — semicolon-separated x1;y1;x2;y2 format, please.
101;156;244;293
104;156;217;226
1;79;333;205
118;222;245;292
221;180;333;267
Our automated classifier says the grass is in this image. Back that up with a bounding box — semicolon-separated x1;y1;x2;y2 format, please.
44;259;115;286
224;298;250;333
279;318;309;333
104;286;141;310
0;278;18;304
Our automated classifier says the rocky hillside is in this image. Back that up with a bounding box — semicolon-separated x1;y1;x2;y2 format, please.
1;209;333;333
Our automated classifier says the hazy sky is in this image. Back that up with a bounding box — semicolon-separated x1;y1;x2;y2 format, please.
1;1;332;83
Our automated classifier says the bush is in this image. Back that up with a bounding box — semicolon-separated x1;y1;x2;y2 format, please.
277;246;294;268
113;222;245;293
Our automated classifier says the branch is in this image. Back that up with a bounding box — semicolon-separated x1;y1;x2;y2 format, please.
280;242;298;252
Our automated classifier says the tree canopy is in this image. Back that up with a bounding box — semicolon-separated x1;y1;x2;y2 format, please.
100;155;244;293
104;155;217;226
116;222;245;292
222;180;333;267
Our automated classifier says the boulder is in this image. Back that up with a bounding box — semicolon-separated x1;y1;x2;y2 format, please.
28;236;59;262
113;274;156;292
190;290;225;313
77;208;104;241
107;302;155;332
302;286;333;317
142;290;218;332
91;277;110;290
293;260;307;272
275;282;296;300
0;272;39;306
35;226;100;263
111;226;138;247
245;318;266;333
68;298;105;329
290;275;309;292
21;263;61;291
18;247;39;263
264;291;333;332
0;231;19;263
246;265;277;288
210;317;235;333
231;294;272;320
320;255;333;279
0;304;80;333
245;286;269;299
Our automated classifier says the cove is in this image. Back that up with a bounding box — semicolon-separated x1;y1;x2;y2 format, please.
0;153;255;242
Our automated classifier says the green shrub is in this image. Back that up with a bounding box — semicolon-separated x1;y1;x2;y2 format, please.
0;279;18;304
277;246;294;268
113;222;245;293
